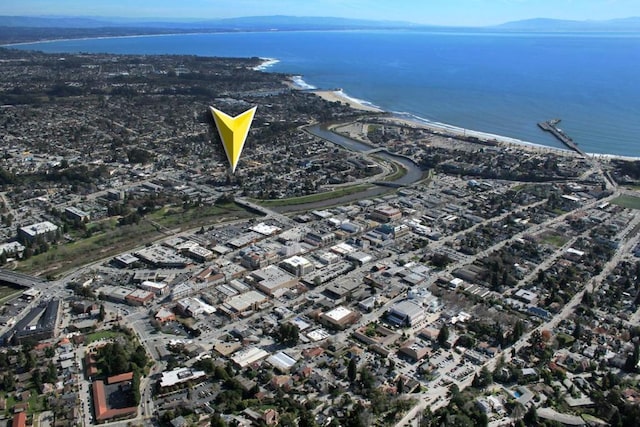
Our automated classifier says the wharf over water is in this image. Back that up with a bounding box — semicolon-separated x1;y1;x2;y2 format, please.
538;119;586;157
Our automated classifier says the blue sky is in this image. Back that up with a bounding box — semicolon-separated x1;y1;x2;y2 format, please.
2;0;639;26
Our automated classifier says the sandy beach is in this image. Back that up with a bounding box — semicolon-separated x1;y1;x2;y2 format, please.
312;89;384;113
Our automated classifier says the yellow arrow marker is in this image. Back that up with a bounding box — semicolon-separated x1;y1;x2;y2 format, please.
210;106;257;173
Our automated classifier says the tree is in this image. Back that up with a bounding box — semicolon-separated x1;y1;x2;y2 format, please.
523;406;538;426
210;413;227;427
512;320;525;341
347;357;357;383
98;304;106;322
277;323;299;346
438;324;450;348
624;342;639;373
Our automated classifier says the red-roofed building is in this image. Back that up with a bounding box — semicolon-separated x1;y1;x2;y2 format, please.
92;380;137;423
107;372;133;384
12;412;26;427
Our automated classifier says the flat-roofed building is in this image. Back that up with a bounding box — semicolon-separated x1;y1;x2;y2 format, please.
18;221;58;243
267;351;297;373
135;246;189;268
387;300;426;327
65;206;90;222
102;286;132;303
159;367;206;389
320;306;359;330
370;205;402;223
231;347;269;368
220;290;268;318
249;265;298;297
125;289;154;306
139;280;168;295
112;253;139;268
280;256;314;277
399;339;432;362
315;251;340;265
0;241;25;258
182;244;213;263
304;231;336;247
251;223;281;236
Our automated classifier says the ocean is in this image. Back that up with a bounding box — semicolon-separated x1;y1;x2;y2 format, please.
9;30;640;157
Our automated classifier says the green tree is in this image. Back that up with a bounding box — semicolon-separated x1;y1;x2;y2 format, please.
210;413;227;427
98;304;106;322
438;324;450;348
347;357;357;383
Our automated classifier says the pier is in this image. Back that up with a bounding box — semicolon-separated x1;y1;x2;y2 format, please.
538;119;586;157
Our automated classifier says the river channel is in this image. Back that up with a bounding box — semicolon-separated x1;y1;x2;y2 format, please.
271;124;426;213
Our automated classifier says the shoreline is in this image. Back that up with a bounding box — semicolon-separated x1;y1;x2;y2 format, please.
300;82;640;161
7;34;639;162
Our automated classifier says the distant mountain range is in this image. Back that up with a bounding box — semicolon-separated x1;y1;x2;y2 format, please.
0;14;639;33
0;15;419;31
494;17;640;31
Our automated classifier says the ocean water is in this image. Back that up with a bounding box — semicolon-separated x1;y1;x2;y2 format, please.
10;30;640;157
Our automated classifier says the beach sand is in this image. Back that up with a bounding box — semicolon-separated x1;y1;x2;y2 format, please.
312;90;384;113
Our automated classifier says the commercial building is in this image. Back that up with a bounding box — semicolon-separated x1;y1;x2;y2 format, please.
0;241;25;258
125;289;155;306
10;299;60;344
112;253;139;268
320;306;359;330
139;280;168;296
267;351;297;372
102;286;133;303
231;347;269;368
280;256;314;277
65;206;90;222
18;221;58;243
249;265;298;297
370;205;402;223
185;245;214;262
386;300;426;327
135;246;189;268
159;367;206;389
399;339;432;362
219;290;268;318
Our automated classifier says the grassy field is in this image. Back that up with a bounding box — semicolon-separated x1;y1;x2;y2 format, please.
85;330;125;344
612;195;640;210
541;233;570;247
252;184;372;207
15;202;253;277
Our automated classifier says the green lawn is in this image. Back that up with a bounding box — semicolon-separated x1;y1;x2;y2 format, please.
541;233;570;247
612;195;640;210
85;330;125;344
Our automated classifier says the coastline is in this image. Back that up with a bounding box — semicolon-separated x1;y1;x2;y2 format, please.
312;89;384;113
301;83;640;161
6;34;639;162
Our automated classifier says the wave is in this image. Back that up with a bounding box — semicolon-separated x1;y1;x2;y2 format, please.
334;89;382;111
290;75;317;90
253;57;280;71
